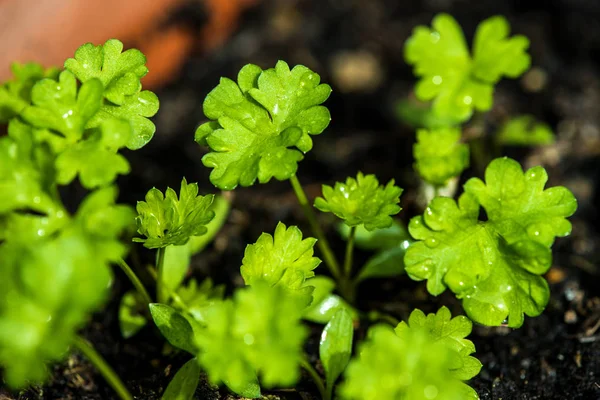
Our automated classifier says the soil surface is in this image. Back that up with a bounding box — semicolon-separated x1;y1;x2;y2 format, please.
2;0;600;399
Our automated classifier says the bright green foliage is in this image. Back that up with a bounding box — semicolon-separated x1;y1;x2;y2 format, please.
394;307;482;382
340;307;480;400
194;283;308;397
65;39;148;105
0;186;134;388
65;39;159;150
241;222;320;302
197;61;332;190
405;157;577;327
414;127;469;185
496;115;554;146
19;70;134;188
303;276;356;324
0;62;59;123
320;308;354;396
133;178;215;249
162;357;202;400
315;172;403;231
0;119;67;242
405;14;530;122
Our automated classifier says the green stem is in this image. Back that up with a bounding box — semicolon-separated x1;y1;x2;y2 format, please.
117;258;153;305
156;247;166;304
343;226;356;279
300;356;326;400
289;175;341;280
73;336;132;400
367;310;400;326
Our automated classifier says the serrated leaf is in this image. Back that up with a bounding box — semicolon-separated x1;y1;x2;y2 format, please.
162;358;201;400
134;178;215;249
64;39;148;105
0;62;60;122
241;222;321;300
315;172;403;231
119;291;148;339
405;157;577;327
414;127;470;186
199;61;332;190
320;308;354;394
150;303;197;354
87;90;159;150
340;316;479;400
394;307;481;380
405;14;530;122
496;115;554;146
194;283;307;392
21;71;103;142
55;119;131;188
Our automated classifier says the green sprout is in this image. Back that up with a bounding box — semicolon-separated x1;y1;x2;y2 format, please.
413;126;470;186
340;307;481;400
405;14;530;122
405;157;577;327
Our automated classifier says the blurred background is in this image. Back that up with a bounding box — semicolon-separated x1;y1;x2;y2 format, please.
1;0;599;398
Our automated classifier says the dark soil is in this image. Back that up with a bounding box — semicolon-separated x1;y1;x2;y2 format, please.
2;0;600;399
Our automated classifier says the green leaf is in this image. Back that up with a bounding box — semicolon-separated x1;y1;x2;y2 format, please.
87;90;159;150
340;308;480;400
405;157;577;327
198;61;332;189
163;244;192;293
320;309;354;394
414;127;470;186
21;70;103;142
64;39;148;105
303;276;357;324
55;119;131;188
150;303;197;354
338;219;410;251
194;283;307;392
64;39;159;150
0;62;60;122
355;243;410;283
471;16;531;82
394;307;481;380
134;178;215;248
0;119;68;242
162;358;201;400
405;14;530;122
119;291;148;339
0;186;132;388
315;172;403;231
241;222;321;301
496;115;554;146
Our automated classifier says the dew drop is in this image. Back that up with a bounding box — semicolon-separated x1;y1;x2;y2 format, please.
432;75;442;85
463;95;473;105
424;385;439;399
425;237;439;248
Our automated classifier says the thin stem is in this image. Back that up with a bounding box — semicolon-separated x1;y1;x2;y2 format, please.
300;356;326;400
156;247;166;304
73;336;132;400
343;226;356;279
117;258;153;305
289;175;341;280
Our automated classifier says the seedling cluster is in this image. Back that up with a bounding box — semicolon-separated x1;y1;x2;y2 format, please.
0;13;576;400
